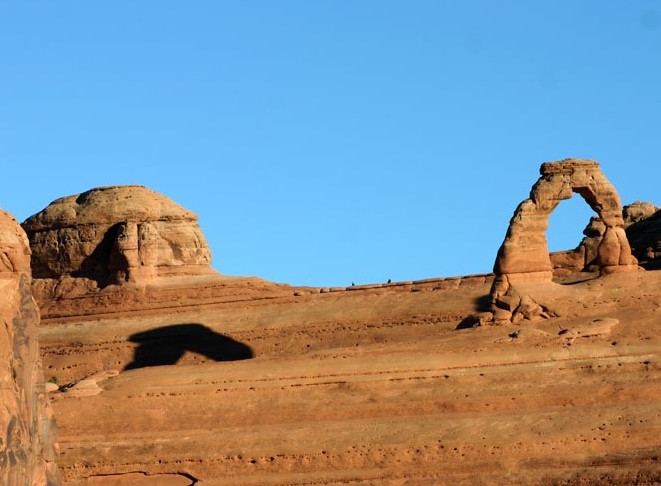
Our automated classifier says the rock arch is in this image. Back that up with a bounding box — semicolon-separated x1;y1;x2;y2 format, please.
487;159;639;325
493;159;637;281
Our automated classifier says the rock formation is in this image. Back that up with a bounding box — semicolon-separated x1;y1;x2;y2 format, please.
17;170;661;485
39;247;661;485
489;159;639;324
548;200;661;275
548;215;606;274
494;159;637;279
22;185;215;293
0;209;60;485
624;201;661;270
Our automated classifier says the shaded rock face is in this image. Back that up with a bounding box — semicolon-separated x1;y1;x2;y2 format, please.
624;202;661;270
23;186;214;288
0;209;60;485
489;159;638;325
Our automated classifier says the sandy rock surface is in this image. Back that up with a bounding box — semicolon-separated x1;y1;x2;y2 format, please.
38;271;661;485
489;160;643;326
13;172;659;485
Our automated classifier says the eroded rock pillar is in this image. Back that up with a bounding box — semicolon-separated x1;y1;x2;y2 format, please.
0;210;60;485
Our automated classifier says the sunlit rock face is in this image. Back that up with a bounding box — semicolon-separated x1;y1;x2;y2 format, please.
489;159;639;325
0;209;60;485
494;159;637;279
22;185;215;288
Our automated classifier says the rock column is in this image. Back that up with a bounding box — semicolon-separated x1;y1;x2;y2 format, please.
0;209;60;485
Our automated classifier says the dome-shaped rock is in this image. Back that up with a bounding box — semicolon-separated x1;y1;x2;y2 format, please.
23;185;214;286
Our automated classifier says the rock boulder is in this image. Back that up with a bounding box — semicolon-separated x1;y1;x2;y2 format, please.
23;186;215;288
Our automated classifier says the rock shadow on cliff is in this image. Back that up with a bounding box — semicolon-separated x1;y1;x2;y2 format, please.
71;222;125;287
124;323;253;370
456;294;493;330
625;207;661;270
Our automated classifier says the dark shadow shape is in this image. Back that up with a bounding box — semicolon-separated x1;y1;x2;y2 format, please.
473;294;492;312
456;316;480;330
554;272;600;285
455;294;492;330
626;209;661;271
124;323;253;370
27;222;124;282
71;222;124;287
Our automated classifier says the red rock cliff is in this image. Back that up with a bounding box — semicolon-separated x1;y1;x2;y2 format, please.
0;209;60;485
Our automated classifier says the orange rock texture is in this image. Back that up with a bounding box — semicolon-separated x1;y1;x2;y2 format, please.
0;209;60;485
23;185;214;291
6;164;661;485
39;272;661;485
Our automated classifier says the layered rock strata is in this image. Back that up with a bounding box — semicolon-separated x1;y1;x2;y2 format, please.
23;186;216;303
40;263;661;485
490;159;638;324
0;209;60;485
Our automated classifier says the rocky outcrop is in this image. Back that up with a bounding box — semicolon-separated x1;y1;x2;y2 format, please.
548;216;607;274
489;159;638;324
623;201;659;225
0;209;60;485
548;201;661;274
624;201;661;270
494;159;637;279
23;186;215;292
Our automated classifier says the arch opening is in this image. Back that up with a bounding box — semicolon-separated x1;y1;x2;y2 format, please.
547;193;597;253
546;191;603;283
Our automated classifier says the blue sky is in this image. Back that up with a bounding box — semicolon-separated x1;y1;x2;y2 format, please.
1;1;659;286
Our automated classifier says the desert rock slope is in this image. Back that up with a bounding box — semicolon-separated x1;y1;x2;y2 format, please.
27;163;661;485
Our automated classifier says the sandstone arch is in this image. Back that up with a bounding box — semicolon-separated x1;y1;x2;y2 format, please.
487;159;639;325
493;159;637;281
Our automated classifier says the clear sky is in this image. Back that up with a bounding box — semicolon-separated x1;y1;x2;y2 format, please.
1;2;659;287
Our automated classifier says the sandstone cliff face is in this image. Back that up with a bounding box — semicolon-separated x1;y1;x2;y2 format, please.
0;209;59;485
23;186;214;290
14;168;661;485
